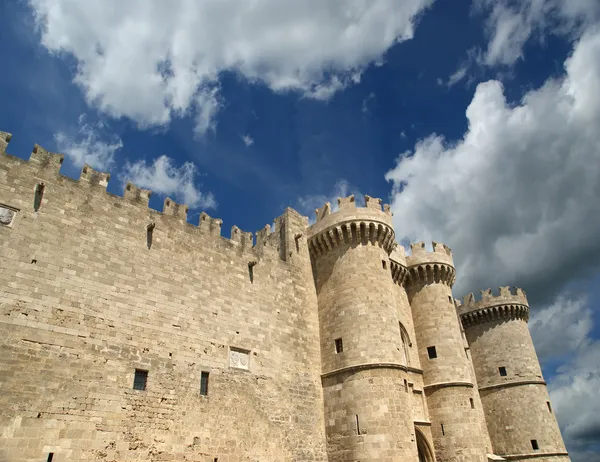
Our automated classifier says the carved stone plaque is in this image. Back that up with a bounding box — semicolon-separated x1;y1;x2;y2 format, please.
229;348;249;370
0;206;15;226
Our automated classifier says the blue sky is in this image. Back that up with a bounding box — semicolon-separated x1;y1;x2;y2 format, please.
1;0;600;459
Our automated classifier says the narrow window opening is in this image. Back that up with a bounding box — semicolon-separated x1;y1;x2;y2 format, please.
470;398;475;409
448;296;452;303
400;323;411;366
382;260;387;269
335;338;343;353
47;453;54;462
355;415;361;435
294;233;302;252
531;440;539;450
34;182;45;212
133;369;148;390
146;223;155;249
427;346;437;359
441;423;445;436
200;371;209;396
547;401;552;413
31;259;37;264
465;348;469;359
214;458;218;462
169;352;172;358
404;379;408;393
499;366;507;376
248;261;257;283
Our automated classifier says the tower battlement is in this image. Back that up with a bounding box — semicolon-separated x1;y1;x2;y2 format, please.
307;194;396;257
0;131;302;261
456;287;530;328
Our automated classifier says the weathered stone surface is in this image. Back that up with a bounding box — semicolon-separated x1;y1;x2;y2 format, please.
0;133;570;462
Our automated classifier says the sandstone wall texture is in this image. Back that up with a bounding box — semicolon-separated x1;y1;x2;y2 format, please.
0;130;571;462
458;289;569;461
0;135;327;462
405;243;493;462
309;198;428;461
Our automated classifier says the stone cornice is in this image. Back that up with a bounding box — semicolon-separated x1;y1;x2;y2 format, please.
404;262;456;289
321;362;423;379
308;219;396;258
460;303;530;328
477;379;546;392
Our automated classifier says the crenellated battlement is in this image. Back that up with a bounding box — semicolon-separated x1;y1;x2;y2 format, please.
0;130;305;262
456;286;530;327
307;194;395;258
403;241;455;289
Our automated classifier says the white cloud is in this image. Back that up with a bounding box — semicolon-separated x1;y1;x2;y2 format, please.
530;295;592;361
473;0;600;68
28;0;433;134
241;135;254;147
121;155;216;210
54;115;122;170
549;340;600;460
385;28;600;302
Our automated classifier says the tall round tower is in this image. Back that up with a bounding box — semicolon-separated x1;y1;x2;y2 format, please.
308;195;427;461
457;287;570;461
405;242;493;461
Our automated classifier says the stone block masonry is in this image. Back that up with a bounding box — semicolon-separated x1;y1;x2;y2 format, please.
0;130;570;462
0;133;327;462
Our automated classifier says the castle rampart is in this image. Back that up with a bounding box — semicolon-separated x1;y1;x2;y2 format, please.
0;132;327;462
457;288;569;461
0;128;571;462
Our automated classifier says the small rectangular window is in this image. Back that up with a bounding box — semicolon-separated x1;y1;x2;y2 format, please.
531;439;539;450
382;260;387;269
499;366;507;376
47;454;54;462
355;415;361;435
448;296;452;303
200;371;209;396
427;346;437;359
441;423;445;436
465;348;469;359
470;398;475;409
133;369;148;390
335;338;343;353
547;401;552;413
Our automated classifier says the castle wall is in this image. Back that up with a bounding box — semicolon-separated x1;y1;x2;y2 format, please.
462;311;568;461
0;141;327;462
309;198;423;461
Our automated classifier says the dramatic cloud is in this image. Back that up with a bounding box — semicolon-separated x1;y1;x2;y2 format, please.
386;28;600;304
549;339;600;459
54;115;122;170
386;27;600;457
530;295;592;361
121;155;216;210
28;0;433;134
474;0;600;68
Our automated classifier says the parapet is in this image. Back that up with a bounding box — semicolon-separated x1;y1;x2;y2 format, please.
307;194;396;258
0;130;309;263
456;287;530;328
405;241;454;268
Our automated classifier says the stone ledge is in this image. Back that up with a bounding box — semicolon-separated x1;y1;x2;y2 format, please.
478;380;547;392
321;362;423;379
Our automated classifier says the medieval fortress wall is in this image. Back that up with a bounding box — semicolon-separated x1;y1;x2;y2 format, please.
0;132;328;462
0;130;570;462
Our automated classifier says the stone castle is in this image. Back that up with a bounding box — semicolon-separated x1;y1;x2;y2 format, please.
0;130;569;462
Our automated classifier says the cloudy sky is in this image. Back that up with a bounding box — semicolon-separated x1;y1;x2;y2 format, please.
1;0;599;459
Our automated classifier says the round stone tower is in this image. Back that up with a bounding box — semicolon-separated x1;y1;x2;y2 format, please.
308;195;424;462
457;288;570;461
405;242;492;461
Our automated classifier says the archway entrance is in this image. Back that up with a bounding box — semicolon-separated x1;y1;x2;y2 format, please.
416;428;434;462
